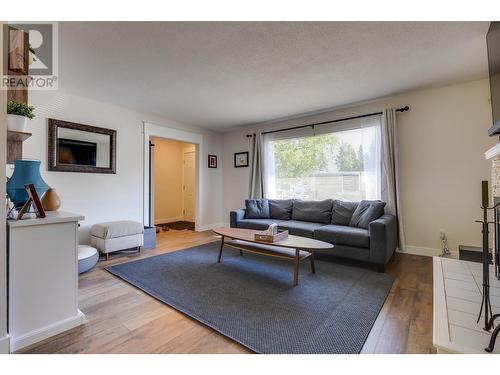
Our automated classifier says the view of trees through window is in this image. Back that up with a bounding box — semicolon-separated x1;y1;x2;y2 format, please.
265;126;380;201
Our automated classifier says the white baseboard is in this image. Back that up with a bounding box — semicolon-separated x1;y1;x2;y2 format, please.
196;222;229;232
0;334;9;354
9;310;85;352
154;216;184;225
399;245;458;258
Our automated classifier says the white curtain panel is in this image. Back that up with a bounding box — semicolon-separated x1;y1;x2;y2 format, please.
381;108;406;251
249;133;264;199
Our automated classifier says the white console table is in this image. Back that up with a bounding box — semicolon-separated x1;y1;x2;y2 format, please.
433;256;500;353
7;211;85;352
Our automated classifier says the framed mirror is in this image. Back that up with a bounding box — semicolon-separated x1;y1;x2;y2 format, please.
48;118;116;174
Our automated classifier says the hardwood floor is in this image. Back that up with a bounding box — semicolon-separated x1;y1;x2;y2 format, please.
20;229;436;354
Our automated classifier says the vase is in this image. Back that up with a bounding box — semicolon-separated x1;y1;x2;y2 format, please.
7;114;28;132
7;159;49;209
41;188;61;211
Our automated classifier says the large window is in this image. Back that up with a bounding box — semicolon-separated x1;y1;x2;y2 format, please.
262;115;381;201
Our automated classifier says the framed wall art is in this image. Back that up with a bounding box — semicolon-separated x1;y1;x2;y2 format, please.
234;152;249;168
208;154;217;168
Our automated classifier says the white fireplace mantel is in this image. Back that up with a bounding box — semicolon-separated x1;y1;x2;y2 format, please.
485;143;500;160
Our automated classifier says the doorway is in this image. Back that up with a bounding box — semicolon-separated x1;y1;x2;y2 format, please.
151;137;197;231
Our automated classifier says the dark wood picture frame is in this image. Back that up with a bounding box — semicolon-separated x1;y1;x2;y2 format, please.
208;154;217;168
47;118;117;174
17;184;46;220
234;151;249;168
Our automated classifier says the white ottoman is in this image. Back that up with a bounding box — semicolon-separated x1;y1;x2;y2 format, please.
78;245;99;274
90;221;144;260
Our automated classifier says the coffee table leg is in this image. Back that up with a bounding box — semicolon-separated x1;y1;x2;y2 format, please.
217;235;225;263
293;248;300;286
309;250;316;274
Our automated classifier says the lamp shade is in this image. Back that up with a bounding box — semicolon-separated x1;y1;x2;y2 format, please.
7;159;49;208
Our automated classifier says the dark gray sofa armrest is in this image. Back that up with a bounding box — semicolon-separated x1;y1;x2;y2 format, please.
230;209;246;228
369;214;398;266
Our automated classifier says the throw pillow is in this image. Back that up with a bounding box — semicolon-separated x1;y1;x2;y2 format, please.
245;199;270;219
269;199;294;220
331;200;359;225
349;200;386;229
291;199;333;224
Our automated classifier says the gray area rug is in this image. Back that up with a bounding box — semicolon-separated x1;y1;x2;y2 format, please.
106;242;393;354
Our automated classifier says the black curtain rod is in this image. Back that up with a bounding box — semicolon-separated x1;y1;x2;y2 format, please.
245;106;409;137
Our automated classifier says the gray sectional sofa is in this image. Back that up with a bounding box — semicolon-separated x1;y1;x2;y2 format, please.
230;198;398;272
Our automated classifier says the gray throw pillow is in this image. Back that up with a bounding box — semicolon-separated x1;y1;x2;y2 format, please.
245;199;270;219
292;199;333;224
269;199;294;220
349;200;386;229
331;200;359;225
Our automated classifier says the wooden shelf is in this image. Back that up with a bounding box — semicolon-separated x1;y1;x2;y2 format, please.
7;130;32;142
7;130;32;164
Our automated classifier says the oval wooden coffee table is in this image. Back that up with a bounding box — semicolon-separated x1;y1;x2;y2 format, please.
212;227;333;286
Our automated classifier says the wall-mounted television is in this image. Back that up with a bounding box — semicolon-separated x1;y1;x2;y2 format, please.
487;22;500;136
57;138;97;166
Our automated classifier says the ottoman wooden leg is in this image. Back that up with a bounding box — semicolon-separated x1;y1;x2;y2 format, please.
137;246;141;254
104;253;109;261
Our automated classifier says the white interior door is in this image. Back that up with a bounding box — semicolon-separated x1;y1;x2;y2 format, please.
183;151;196;222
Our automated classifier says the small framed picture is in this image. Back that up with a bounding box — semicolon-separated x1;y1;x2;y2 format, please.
234;151;249;168
208;154;217;168
16;184;46;220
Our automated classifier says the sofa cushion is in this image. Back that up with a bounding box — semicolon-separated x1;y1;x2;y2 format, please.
269;199;294;220
331;200;359;225
278;220;326;238
245;199;270;219
349;200;386;229
291;199;333;224
314;224;370;248
237;218;284;231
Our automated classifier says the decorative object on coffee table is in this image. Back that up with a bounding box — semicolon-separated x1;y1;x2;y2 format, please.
208;154;217;168
254;229;289;242
41;188;61;211
213;227;333;286
234;151;249;168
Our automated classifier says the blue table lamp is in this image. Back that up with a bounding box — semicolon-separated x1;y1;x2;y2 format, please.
7;159;49;209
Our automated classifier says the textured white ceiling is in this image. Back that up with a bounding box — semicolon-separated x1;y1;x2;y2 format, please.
58;21;490;130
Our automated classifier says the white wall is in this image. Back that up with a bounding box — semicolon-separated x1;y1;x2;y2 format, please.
223;79;495;255
15;90;225;243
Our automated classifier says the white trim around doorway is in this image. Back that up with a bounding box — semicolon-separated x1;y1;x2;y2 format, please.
143;122;203;231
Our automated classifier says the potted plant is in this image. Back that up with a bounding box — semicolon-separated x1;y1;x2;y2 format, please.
7;100;35;132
